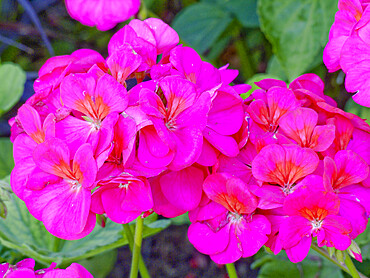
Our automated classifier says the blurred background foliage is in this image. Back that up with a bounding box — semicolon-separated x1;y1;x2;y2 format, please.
0;0;369;277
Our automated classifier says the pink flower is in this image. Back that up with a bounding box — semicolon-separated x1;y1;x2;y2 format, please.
23;138;97;239
279;107;335;151
0;258;93;278
65;0;140;31
252;144;319;194
188;173;271;264
280;187;352;263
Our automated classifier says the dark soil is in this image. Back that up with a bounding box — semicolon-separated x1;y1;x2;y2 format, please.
107;225;258;278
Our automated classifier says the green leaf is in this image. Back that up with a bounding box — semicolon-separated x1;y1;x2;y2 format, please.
0;138;14;179
0;63;26;115
258;0;337;81
345;98;370;124
254;250;345;278
172;3;233;54
0;178;170;266
77;250;117;278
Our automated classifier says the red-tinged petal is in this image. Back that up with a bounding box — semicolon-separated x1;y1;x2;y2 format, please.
267;87;300;124
188;221;230;255
226;177;258;214
279;216;311;249
107;44;142;84
207;91;244;136
332;150;369;189
319;215;352;250
160;166;204;211
138;125;173;168
17;104;44;143
203;173;257;213
239;215;271;257
252;144;319;186
94;73;128;118
168;127;204;171
210;224;242;264
42;183;92;239
33;138;71;179
323;156;337;191
247;100;269;126
338;198;367;238
73;144;97;189
60;73;96;116
144;18;179;54
150;176;187;218
285;236;312;263
284;188;340;217
204;127;239;157
279;108;317;147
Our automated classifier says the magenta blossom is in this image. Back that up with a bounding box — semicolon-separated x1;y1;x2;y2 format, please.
188;173;271;264
91;173;153;224
280;187;352;263
0;259;92;278
23;138;97;239
65;0;140;31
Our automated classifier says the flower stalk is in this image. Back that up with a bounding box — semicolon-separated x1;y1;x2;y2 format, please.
226;263;238;278
123;224;151;278
129;216;145;278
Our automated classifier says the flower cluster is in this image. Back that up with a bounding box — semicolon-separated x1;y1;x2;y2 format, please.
0;258;92;278
188;74;370;263
10;17;370;265
324;0;370;107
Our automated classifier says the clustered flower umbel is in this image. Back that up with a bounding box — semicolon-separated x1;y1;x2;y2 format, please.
0;258;92;277
10;17;370;265
324;0;370;107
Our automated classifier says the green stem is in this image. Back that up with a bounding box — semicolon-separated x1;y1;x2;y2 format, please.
344;252;361;278
123;224;151;278
129;216;144;278
231;21;255;81
226;263;238;278
311;244;366;278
